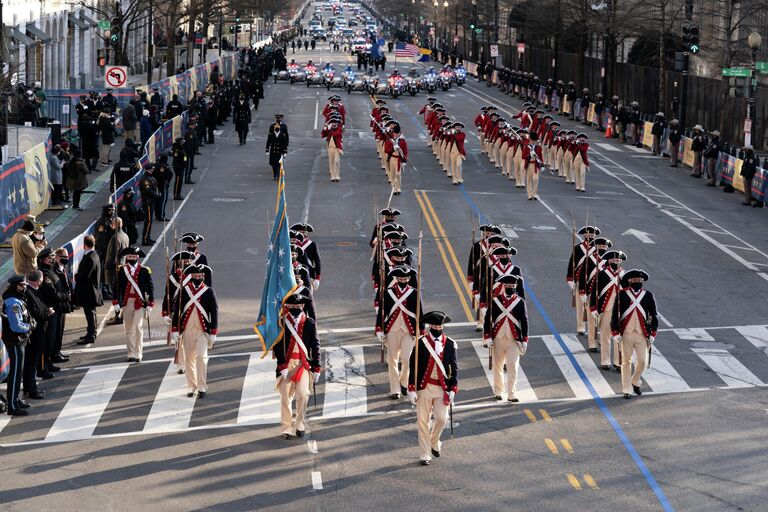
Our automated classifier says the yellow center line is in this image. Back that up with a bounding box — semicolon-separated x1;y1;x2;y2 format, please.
566;474;582;490
414;191;474;322
539;409;552;422
523;409;537;423
583;474;599;489
544;438;559;455
560;439;574;454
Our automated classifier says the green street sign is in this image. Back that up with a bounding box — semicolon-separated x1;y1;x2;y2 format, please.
721;67;751;77
98;20;110;31
757;62;768;74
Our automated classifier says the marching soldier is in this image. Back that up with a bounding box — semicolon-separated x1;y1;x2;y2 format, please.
290;223;321;289
407;311;458;466
370;208;402;248
573;134;590;192
233;93;252;145
582;236;613;351
523;132;544;200
275;292;321;439
467;224;501;330
179;232;208;267
321;117;344;182
590;250;626;370
474;106;490;154
449;122;466;185
484;275;529;402
171;264;218;398
567;226;600;336
113;247;154;363
162;250;196;374
291;247;316;321
376;266;423;399
139;164;160;246
475;235;509;333
384;123;408;195
611;269;658;399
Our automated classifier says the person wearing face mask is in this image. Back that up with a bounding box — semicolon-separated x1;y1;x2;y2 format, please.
369;208;402;248
113;247;154;363
590;250;627;371
266;122;289;180
476;235;510;335
178;232;210;276
487;247;526;300
484;275;529;402
23;270;52;399
581;236;613;352
162;251;196;374
233;93;251;145
408;311;458;466
290;223;321;291
275;293;321;439
2;275;33;415
467;225;502;327
384;123;408;195
450;122;466;185
11;216;43;275
567;226;600;337
51;248;73;363
321;118;344;182
376;266;423;400
611;269;658;399
171;264;218;398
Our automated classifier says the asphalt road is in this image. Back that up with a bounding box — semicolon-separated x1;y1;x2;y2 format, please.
2;17;768;512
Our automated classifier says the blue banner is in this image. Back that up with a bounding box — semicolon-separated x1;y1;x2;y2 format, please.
0;157;30;243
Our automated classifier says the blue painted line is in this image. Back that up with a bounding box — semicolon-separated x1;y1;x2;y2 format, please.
458;183;675;511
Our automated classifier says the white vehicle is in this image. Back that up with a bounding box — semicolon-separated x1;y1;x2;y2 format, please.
309;20;322;29
351;39;369;54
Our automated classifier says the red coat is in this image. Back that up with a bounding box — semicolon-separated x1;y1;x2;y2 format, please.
474;113;486;129
453;132;466;156
384;136;408;162
321;124;343;150
523;143;544;170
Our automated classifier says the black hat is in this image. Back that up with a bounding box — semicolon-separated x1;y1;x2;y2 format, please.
290;223;314;233
102;203;115;212
171;251;197;262
120;247;146;258
383;231;405;241
381;222;405;233
453;122;465;128
593;237;612;248
184;264;212;276
491;247;509;257
603;250;627;261
375;99;387;105
577;133;589;140
496;274;521;285
179;232;204;244
8;275;26;286
422;311;451;326
37;247;53;260
386;246;413;258
285;293;311;305
486;235;506;245
427;97;437;102
288;230;304;240
388;265;416;278
480;224;502;234
380;208;402;217
621;268;649;287
21;217;36;231
290;244;305;257
577;226;600;235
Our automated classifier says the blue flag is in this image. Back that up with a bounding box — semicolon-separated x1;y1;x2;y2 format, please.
0;157;30;244
254;164;298;354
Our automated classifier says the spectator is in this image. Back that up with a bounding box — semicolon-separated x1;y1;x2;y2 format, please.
51;248;73;364
65;149;89;210
741;146;758;207
122;100;139;143
690;125;706;178
48;145;64;205
37;248;69;375
629;101;642;147
104;218;129;325
165;94;184;119
11;216;43;275
98;108;116;166
74;235;102;345
33;82;47;126
24;269;51;399
668;119;682;167
20;90;40;125
651;113;665;156
2;275;32;416
704;131;722;187
140;109;153;148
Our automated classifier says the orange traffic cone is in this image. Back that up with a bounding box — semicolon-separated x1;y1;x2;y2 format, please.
605;116;613;138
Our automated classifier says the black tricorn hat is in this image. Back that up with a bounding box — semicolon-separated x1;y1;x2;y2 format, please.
184;264;212;276
603;250;627;261
380;208;402;217
120;247;146;258
381;222;405;233
171;250;197;262
593;237;612;247
179;232;205;243
386;246;413;258
621;269;649;287
290;223;314;233
285;293;311;305
422;311;451;326
388;265;416;278
577;226;600;235
290;244;305;257
496;274;521;285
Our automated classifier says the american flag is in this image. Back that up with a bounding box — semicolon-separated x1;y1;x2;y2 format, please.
395;42;421;58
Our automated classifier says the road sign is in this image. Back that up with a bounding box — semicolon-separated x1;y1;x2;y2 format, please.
490;44;498;57
104;65;128;88
757;62;768;74
98;20;110;31
721;67;751;77
517;43;526;53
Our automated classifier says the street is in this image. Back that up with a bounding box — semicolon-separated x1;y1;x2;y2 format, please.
2;38;768;512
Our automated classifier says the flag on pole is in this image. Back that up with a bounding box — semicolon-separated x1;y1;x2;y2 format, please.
395;42;421;58
254;160;299;354
418;47;432;62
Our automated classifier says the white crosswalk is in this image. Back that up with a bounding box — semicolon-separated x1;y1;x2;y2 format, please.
3;324;768;446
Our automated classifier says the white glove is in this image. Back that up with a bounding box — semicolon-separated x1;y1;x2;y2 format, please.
208;334;217;350
568;281;575;290
313;371;321;384
280;368;288;379
485;338;493;348
407;391;417;404
616;335;623;343
376;332;386;342
146;306;153;314
171;331;179;342
520;342;528;355
163;316;172;326
448;391;455;404
591;310;600;320
312;279;320;291
649;336;655;345
580;294;588;304
113;304;121;313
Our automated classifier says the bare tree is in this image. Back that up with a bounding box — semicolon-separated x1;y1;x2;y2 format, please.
76;0;150;66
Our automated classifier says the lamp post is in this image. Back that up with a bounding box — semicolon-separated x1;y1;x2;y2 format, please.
747;31;761;147
471;0;476;60
443;1;449;49
433;0;438;49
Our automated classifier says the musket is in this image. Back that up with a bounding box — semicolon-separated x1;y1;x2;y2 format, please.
646;316;653;368
412;227;424;410
486;243;492;371
449;401;454;437
369;114;419;173
165;247;171;347
378;213;385;364
570;217;576;308
470;220;477;311
144;292;152;343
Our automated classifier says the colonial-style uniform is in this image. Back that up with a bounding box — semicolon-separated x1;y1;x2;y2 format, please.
450;123;466;184
566;226;599;336
171;264;218;397
290;223;322;288
275;294;321;438
376;266;423;398
113;248;154;362
162;250;196;373
581;237;612;349
573;134;590;192
483;275;529;401
408;311;458;465
466;226;502;331
513;132;528;187
590;250;626;369
384;126;408;194
523;137;544;200
321;121;344;182
611;270;658;399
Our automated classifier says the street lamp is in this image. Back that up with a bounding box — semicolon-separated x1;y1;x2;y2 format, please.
443;1;449;48
747;31;762;147
433;0;438;49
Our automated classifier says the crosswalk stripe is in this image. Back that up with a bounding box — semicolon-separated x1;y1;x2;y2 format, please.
691;348;764;388
322;346;367;418
595;143;622;152
237;354;281;425
627;145;647;152
469;339;537;402
45;364;129;442
735;326;768;357
541;335;614;398
143;362;196;432
672;328;715;341
641;346;691;393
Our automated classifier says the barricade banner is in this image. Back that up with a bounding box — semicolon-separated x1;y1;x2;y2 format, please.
63;229;91;277
169;75;179;99
551;95;561;112
587;103;596;124
0;157;29;243
172;116;182;141
732;158;745;193
23;142;51;217
185;69;197;97
562;95;571;115
751;168;767;201
163;120;174;147
682;137;694;167
174;74;188;102
573;99;582;120
719;154;735;185
147;134;156;162
642;121;654;148
204;62;212;86
538;86;547;105
154;135;163;160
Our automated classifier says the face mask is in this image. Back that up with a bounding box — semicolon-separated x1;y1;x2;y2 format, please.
429;328;443;338
630;283;643;292
499;258;510;266
504;287;515;296
60;258;69;265
126;259;138;266
597;248;606;256
191;277;203;286
609;262;618;271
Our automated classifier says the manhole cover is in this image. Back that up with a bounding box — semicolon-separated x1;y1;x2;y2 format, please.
335;241;356;247
213;197;245;203
690;341;735;350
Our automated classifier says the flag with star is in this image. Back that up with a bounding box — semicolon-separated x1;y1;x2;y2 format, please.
0;157;30;244
254;162;298;354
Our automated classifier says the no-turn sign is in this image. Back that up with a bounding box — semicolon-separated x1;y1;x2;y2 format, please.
104;66;128;88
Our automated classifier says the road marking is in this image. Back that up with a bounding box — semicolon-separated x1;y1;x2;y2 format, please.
470;339;537;402
143;362;195;432
539;409;552;422
523;409;537;422
758;273;768;283
657;313;674;328
237;354;281;425
322;346;368;419
594;143;622;152
627;145;648;152
0;416;11;436
45;364;128;442
673;328;715;341
622;228;655;244
313;98;319;130
545;438;559;454
735;326;768;357
692;348;764;388
560;438;574;454
307;440;318;454
499;224;520;238
641;346;692;393
541;334;614;399
567;474;582;490
584;474;599;489
311;471;324;490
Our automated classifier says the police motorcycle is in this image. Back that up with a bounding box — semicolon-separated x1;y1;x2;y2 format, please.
305;61;326;87
288;61;307;84
454;64;467;86
387;69;406;99
439;65;454;91
344;66;368;93
366;69;389;95
323;63;344;90
405;68;421;96
421;67;438;93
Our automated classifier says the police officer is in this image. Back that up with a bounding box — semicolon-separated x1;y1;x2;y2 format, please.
139;165;160;246
233;93;251;145
118;189;140;244
2;275;33;415
111;153;138;191
154;152;172;221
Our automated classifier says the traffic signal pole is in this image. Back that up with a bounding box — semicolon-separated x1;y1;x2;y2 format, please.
679;0;694;130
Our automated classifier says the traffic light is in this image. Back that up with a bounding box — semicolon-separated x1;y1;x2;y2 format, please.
110;16;122;44
683;22;700;54
97;49;106;67
728;77;748;98
470;23;475;29
229;25;236;34
236;13;241;23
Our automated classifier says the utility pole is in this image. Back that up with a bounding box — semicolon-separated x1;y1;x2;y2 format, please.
679;0;694;130
746;32;762;147
147;0;153;85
